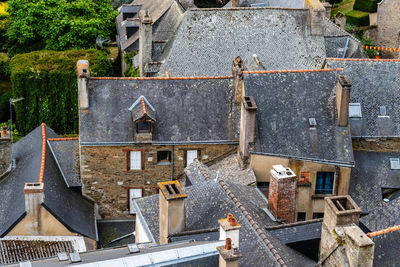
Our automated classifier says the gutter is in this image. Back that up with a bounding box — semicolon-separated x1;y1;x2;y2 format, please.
80;140;239;146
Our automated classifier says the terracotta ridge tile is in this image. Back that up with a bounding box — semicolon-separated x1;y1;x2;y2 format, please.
47;137;79;141
90;76;233;81
243;68;343;74
367;224;400;237
326;58;400;62
140;97;147;116
39;123;46;183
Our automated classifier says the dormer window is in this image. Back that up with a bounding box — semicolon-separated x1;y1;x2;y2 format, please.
349;103;362;118
129;96;156;142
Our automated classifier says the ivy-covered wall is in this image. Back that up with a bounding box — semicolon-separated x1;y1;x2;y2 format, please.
10;49;112;135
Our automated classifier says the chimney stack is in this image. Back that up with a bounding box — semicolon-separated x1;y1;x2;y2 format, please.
76;60;90;110
232;56;244;104
320;196;374;267
0;129;11;177
217;238;242;267
238;96;257;167
304;0;326;36
139;10;152;77
231;0;240;8
336;75;352;127
158;181;187;244
24;183;45;235
219;214;241;250
268;165;297;223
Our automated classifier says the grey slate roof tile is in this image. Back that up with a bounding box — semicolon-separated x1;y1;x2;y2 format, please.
269;222;322;244
80;78;239;143
244;71;354;165
223;0;304;8
325;59;400;137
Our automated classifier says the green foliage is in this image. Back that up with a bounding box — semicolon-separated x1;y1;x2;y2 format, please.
123;51;140;77
10;49;113;135
360;35;378;58
0;88;11;122
346;10;370;27
6;0;118;56
0;120;21;142
353;0;377;12
0;2;9;51
0;52;9;78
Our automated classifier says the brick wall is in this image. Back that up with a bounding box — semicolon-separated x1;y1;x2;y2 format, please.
0;139;11;176
80;143;237;218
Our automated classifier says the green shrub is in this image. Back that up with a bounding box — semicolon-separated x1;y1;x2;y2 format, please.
353;0;377;12
346;10;370;27
123;51;140;77
0;52;9;78
9;49;113;135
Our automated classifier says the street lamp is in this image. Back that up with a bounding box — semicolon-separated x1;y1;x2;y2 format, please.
9;97;24;143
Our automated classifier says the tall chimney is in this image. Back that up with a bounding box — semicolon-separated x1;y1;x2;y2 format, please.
336;75;352;127
238;96;257;167
158;181;187;244
231;0;240;8
304;0;326;36
219;214;241;250
320;196;374;267
268;165;297;223
218;238;242;267
76;60;90;110
232;56;244;104
0;130;11;177
24;183;45;235
139;10;152;77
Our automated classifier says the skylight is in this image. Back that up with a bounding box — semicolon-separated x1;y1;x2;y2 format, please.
349;103;362;118
390;158;400;170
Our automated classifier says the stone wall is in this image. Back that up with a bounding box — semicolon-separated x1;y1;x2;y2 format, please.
0;139;11;177
80;143;237;218
377;0;400;59
352;138;400;152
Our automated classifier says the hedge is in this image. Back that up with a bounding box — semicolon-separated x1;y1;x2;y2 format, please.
346;10;370;27
353;0;378;13
10;49;112;135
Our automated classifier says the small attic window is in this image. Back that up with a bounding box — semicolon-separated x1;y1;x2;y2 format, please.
379;106;387;116
309;118;317;128
136;121;151;133
349;103;362;118
390;158;400;170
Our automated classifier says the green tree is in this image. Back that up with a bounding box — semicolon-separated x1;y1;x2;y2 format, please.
6;0;117;55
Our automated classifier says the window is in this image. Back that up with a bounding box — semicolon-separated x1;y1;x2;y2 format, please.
300;171;310;183
136;121;150;132
390;158;400;170
129;188;143;214
157;151;171;165
312;212;324;219
315;172;334;194
349;103;362;118
297;212;306;222
130;151;142;170
257;182;269;197
186;150;198;167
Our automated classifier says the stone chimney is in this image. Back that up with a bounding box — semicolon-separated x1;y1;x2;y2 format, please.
76;60;90;110
320;195;374;267
139;10;152;77
231;0;240;8
336;75;352;127
238;96;257;167
217;238;242;267
158;181;187;244
268;165;297;223
304;0;326;36
0;129;11;177
232;56;244;104
24;183;45;235
219;214;241;250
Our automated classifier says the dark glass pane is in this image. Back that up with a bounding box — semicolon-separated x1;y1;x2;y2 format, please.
137;121;150;131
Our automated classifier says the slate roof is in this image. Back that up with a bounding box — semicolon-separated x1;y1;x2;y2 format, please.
223;0;304;8
0;125;97;240
97;219;135;248
158;8;326;77
360;197;400;267
269;222;322;245
48;139;81;188
80;78;239;144
349;151;400;213
325;59;400;137
244;70;354;166
135;163;316;266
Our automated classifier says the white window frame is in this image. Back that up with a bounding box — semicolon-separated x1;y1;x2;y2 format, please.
129;188;143;214
186;150;198;167
349;103;362;118
390;158;400;170
130;151;142;170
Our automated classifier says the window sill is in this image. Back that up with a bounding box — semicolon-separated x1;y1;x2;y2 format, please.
312;194;333;199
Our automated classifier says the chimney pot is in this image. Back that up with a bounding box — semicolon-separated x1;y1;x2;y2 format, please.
225;238;232;250
219;214;241;250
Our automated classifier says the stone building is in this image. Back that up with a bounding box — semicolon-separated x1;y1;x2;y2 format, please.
377;0;400;59
0;129;11;178
77;61;240;218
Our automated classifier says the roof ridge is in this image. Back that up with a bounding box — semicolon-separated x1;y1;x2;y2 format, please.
367;224;400;237
39;123;46;183
189;7;308;12
265;218;323;230
140;97;147;116
217;179;287;267
194;159;211;181
47;137;79;141
243;68;343;74
326;58;400;62
90;76;233;81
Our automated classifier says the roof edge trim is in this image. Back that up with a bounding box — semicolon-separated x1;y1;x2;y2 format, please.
132;199;157;245
128;95;156;112
90;76;233;81
0;212;27;238
47;140;70;188
39;123;46;183
80;140;239;146
326;58;400;62
243;68;343;75
190;7;308;11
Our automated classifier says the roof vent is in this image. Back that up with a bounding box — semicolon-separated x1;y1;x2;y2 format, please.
57;252;69;261
128;243;140;254
379;106;387;116
309;118;317;128
69;252;82;263
390;158;400;170
349;103;362;118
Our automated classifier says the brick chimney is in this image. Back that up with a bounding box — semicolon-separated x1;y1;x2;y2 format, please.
231;0;240;7
336;75;352;127
232;56;244;104
24;183;45;235
139;10;152;77
320;196;374;267
304;0;326;36
0;130;11;177
158;181;187;244
219;214;241;249
268;165;297;223
76;60;90;110
238;96;257;167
